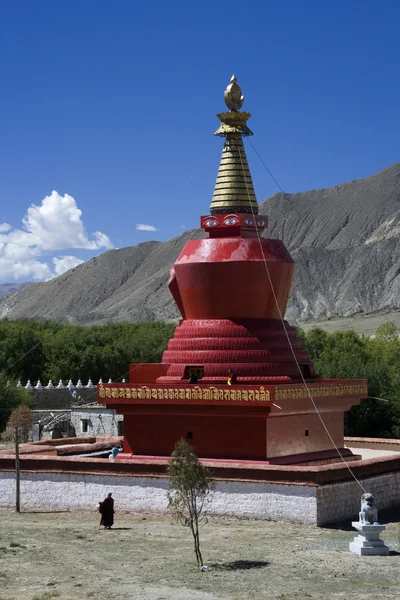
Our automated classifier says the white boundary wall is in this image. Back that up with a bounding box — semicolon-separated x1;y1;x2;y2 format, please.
0;471;317;524
0;470;399;525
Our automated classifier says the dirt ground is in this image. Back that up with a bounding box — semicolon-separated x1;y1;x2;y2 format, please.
0;509;399;600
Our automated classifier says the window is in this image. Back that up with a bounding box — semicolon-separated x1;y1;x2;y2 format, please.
184;366;204;380
187;432;193;440
305;430;309;437
117;421;124;436
81;419;89;433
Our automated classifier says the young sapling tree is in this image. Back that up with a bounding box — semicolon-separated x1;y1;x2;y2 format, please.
167;439;214;567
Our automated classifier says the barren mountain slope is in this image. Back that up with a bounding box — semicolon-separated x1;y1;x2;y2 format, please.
0;231;205;324
262;162;400;251
1;163;400;326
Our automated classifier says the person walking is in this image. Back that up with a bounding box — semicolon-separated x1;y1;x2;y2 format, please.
99;492;114;529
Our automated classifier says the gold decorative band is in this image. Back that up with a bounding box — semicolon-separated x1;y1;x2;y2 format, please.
274;383;368;401
99;385;270;403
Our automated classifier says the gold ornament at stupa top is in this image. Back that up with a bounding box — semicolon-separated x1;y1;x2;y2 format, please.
210;75;258;215
214;75;253;137
224;75;244;111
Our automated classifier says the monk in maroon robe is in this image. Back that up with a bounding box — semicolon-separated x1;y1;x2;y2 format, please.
99;493;114;529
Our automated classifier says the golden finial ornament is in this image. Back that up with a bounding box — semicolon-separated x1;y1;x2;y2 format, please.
210;75;258;215
224;75;244;111
214;75;253;137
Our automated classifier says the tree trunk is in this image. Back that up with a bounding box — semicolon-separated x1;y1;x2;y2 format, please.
15;425;20;513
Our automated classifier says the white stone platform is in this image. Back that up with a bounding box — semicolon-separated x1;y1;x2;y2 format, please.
349;522;389;555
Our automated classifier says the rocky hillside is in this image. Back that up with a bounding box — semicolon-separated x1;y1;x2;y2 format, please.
1;163;399;326
266;163;400;321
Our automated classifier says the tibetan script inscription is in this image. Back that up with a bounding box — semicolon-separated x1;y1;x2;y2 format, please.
274;383;368;402
98;385;270;403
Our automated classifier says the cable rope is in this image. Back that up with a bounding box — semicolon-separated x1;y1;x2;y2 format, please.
0;341;42;381
248;142;400;337
239;140;367;493
247;138;285;194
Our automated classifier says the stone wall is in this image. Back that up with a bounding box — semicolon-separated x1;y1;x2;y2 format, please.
0;467;398;525
70;408;123;438
316;471;400;525
31;389;97;410
0;470;318;523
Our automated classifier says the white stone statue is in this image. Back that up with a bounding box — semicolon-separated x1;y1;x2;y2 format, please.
350;492;389;555
359;492;379;525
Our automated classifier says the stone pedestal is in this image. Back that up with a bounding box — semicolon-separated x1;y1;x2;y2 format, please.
349;522;389;556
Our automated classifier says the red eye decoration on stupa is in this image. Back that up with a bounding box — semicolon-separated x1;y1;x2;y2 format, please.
224;214;239;226
244;217;254;226
204;217;219;227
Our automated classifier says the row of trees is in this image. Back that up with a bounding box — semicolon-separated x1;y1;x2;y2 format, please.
0;319;399;438
297;322;400;438
0;320;175;384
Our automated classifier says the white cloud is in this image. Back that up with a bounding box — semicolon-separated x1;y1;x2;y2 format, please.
52;255;85;277
136;224;159;232
0;191;113;282
0;257;52;281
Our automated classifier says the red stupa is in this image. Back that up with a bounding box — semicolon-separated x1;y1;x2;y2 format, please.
99;76;367;464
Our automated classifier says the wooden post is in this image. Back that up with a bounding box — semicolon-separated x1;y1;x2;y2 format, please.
14;424;20;513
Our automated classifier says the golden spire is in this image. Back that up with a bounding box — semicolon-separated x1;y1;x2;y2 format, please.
210;75;258;215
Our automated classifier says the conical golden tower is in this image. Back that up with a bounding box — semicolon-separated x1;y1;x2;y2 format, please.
210;76;258;215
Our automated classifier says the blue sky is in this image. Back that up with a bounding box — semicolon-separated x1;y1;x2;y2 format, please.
1;0;400;281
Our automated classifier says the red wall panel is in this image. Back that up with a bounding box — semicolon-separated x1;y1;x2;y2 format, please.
123;414;267;460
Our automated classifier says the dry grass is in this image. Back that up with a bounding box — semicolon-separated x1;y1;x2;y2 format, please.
0;508;399;599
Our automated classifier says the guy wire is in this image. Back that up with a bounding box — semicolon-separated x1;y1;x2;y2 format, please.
239;140;367;493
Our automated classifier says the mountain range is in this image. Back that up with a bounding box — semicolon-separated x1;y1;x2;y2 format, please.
1;162;399;331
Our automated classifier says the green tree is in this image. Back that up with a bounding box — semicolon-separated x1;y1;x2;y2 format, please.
302;327;400;438
0;376;31;434
3;405;34;443
167;439;214;567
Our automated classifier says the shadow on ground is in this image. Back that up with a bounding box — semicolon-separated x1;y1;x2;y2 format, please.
212;560;269;571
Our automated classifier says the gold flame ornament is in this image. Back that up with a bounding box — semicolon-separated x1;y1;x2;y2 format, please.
224;75;244;111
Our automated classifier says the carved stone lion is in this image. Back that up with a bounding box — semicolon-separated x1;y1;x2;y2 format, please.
359;492;379;525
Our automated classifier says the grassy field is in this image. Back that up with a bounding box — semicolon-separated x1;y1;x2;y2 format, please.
0;508;399;600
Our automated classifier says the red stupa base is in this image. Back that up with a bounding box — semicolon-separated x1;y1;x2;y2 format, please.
99;351;367;462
